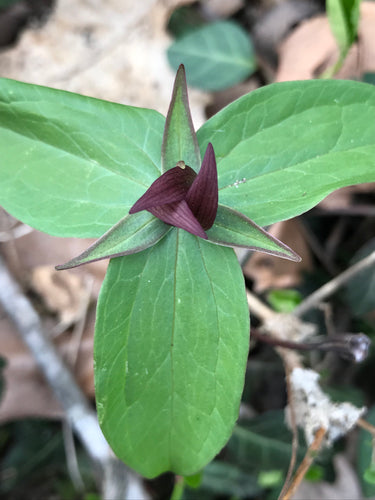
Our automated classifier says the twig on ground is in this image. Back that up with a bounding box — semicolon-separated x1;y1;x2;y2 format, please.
299;220;338;275
357;417;375;438
293;250;375;317
0;254;149;500
62;419;85;492
277;362;299;500
280;427;327;500
246;290;274;321
247;288;367;499
247;290;304;498
69;274;94;367
251;328;370;363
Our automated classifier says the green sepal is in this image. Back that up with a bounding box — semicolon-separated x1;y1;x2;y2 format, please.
207;205;301;262
162;64;201;173
56;211;170;270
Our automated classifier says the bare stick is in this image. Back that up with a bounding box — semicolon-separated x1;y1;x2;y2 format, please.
281;427;327;500
62;419;85;492
0;255;148;500
294;251;375;317
247;291;302;499
357;417;375;438
277;364;299;500
246;290;274;321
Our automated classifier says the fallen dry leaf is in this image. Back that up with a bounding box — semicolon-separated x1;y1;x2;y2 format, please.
0;229;105;421
318;183;375;212
1;228;107;298
276;2;375;81
0;310;96;423
201;0;244;18
244;218;313;293
206;77;260;118
292;454;362;500
0;0;208;127
30;266;89;329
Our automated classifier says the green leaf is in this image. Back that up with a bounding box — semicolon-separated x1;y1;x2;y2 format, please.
0;78;164;238
357;405;375;497
56;211;170;269
226;411;306;473
198;461;262;497
304;464;324;482
267;289;302;313
162;65;201;173
167;21;256;91
184;472;202;489
345;239;375;316
0;0;21;8
326;0;361;58
257;470;283;488
363;72;375;85
364;466;375;486
167;5;205;38
197;79;375;227
94;229;249;478
207;205;300;261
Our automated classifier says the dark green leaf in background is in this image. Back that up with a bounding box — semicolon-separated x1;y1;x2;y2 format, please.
197;79;375;226
363;72;375;85
195;461;263;498
357;405;375;497
94;230;250;477
267;289;302;313
226;411;306;474
167;5;205;38
167;21;256;91
345;239;375;316
0;0;21;8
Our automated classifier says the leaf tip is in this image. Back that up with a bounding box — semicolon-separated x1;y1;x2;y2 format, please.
55;261;76;271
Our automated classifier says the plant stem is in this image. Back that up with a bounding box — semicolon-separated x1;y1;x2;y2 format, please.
280;427;327;500
170;476;185;500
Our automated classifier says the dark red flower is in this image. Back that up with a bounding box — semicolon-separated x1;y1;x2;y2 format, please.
129;143;218;239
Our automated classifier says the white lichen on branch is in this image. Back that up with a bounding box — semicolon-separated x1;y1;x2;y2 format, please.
287;367;366;446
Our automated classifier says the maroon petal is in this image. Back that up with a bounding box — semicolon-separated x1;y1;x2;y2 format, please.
185;143;218;230
148;200;207;239
129;164;196;214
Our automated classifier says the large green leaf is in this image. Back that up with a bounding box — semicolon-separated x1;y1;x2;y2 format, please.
167;21;256;91
197;79;375;226
94;229;249;478
345;239;375;316
0;78;164;238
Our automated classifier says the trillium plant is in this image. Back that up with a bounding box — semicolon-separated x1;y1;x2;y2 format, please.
1;65;375;478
